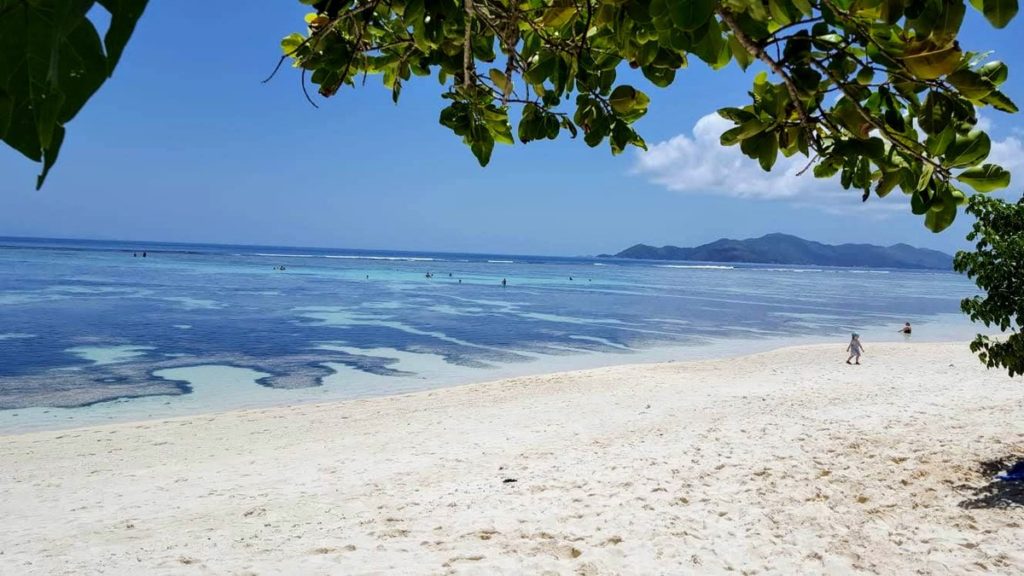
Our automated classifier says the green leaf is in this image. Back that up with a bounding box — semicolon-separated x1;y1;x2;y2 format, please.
757;132;779;171
979;60;1008;85
97;0;149;73
36;124;65;189
717;107;756;123
668;0;715;31
919;91;953;135
924;200;957;232
980;0;1018;28
911;189;932;214
901;44;962;79
609;85;640;115
931;1;967;44
281;33;305;55
727;34;753;71
0;0;147;188
884;107;906;132
470;133;495;166
876;169;903;198
542;6;577;28
402;0;425;26
832;98;871;139
944;130;992;168
947;70;996;101
957;163;1012;192
981;89;1019;113
813;158;841;178
917;163;936;192
0;90;13;138
488;68;510;95
720;118;767;145
641;65;676;87
518;105;538;143
926;125;957;156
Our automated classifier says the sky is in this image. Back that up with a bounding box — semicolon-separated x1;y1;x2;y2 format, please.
0;2;1022;256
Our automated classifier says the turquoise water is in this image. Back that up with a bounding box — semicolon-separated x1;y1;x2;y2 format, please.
0;237;980;432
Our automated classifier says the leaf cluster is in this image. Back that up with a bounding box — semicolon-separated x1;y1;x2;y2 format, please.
953;194;1024;377
282;0;1018;231
0;0;149;188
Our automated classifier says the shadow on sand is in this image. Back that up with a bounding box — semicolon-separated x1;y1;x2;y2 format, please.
957;457;1024;509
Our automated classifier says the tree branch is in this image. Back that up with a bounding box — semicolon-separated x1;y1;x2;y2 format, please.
717;9;817;148
463;0;474;88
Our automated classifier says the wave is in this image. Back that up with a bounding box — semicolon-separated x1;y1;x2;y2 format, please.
251;253;436;262
323;255;436;262
655;264;735;270
251;253;317;258
655;264;892;274
487;260;514;263
752;268;826;273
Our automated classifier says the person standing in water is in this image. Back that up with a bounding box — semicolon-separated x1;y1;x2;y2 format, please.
846;333;864;365
898;322;912;335
501;278;507;288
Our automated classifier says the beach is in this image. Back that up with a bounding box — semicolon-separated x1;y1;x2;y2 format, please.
2;341;1022;575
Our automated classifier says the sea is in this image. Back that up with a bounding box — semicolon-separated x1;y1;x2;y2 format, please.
0;236;982;434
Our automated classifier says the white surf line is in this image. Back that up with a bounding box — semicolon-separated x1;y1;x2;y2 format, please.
317;345;465;374
567;335;633;350
296;308;525;356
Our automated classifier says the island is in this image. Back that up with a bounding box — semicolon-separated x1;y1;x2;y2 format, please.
600;233;953;270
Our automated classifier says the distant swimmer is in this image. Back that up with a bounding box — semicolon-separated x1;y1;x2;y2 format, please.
449;272;453;277
142;251;147;257
133;252;137;257
899;322;912;335
501;278;507;288
458;279;462;284
366;274;369;280
569;276;573;281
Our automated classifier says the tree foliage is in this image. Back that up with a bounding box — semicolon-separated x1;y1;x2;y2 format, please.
279;0;1018;231
0;0;148;188
953;194;1024;377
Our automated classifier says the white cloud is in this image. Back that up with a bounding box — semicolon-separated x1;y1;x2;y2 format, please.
988;135;1024;172
633;112;1023;207
985;135;1024;201
974;112;1022;174
633;113;848;202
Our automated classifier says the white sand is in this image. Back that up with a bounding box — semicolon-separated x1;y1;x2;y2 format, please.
1;342;1022;575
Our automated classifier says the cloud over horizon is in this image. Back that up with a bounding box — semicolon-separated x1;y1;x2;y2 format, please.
633;113;1023;209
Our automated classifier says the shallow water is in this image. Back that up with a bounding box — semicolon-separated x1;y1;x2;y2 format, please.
0;237;981;433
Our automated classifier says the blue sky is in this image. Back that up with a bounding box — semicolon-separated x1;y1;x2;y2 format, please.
0;2;1021;256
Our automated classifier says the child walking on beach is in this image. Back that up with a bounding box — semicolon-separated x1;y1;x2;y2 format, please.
846;333;864;365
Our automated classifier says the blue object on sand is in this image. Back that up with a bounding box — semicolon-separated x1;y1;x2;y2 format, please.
996;461;1024;482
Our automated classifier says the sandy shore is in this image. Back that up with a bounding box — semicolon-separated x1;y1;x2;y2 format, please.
1;341;1022;575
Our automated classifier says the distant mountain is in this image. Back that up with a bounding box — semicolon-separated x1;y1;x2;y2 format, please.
601;233;953;269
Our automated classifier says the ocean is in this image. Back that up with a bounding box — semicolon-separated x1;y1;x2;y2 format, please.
0;236;981;433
